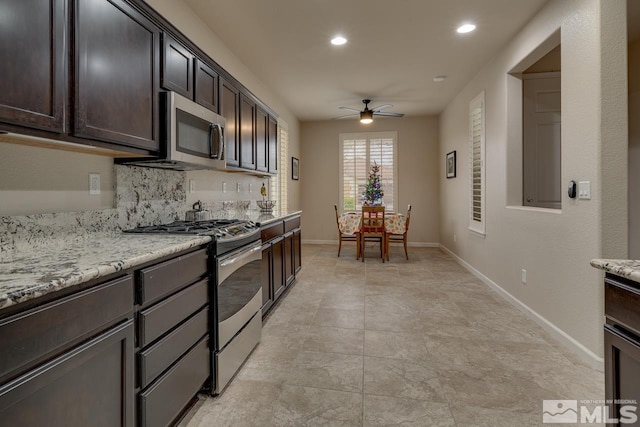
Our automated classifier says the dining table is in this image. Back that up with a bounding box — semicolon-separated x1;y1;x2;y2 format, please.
337;212;406;235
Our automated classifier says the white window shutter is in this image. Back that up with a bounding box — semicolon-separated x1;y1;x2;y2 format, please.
469;92;485;235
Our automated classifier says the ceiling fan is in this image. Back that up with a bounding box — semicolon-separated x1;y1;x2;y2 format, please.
334;99;405;124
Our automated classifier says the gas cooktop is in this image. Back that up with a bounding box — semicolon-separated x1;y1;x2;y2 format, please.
124;219;259;243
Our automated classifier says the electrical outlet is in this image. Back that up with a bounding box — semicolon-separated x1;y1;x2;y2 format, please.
453;233;457;242
222;182;227;193
189;180;195;194
521;269;527;284
248;183;252;193
236;182;241;193
89;173;100;195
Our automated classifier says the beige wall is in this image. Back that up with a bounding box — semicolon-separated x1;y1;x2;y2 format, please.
438;0;627;364
630;39;640;258
300;116;440;245
145;0;301;210
0;143;115;215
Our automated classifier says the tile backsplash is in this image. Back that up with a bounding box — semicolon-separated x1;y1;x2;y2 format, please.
1;163;275;251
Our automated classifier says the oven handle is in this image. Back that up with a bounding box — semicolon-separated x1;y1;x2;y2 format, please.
218;242;262;284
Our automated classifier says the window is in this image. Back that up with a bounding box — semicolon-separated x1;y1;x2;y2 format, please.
469;92;485;235
339;131;398;212
270;120;288;211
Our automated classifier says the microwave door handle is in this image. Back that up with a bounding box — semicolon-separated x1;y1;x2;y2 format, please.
217;125;224;160
208;124;216;159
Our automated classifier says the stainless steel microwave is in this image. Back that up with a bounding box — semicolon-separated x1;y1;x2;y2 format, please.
122;91;226;170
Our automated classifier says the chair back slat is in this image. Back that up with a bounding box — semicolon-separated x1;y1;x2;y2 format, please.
405;204;412;232
361;206;385;233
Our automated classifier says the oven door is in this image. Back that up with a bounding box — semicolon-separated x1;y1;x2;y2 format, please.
216;240;262;349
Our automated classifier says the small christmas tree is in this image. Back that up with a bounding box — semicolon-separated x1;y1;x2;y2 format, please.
361;161;384;206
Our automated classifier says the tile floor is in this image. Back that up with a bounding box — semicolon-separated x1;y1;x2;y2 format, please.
181;244;604;427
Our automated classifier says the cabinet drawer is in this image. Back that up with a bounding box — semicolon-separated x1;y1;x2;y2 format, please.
261;221;284;243
139;336;209;427
284;216;300;233
138;248;207;306
0;275;133;382
605;277;640;335
138;279;208;347
139;307;208;388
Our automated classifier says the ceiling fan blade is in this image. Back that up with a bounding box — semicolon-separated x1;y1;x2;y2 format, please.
371;104;393;112
372;112;405;117
338;106;361;112
333;113;360;120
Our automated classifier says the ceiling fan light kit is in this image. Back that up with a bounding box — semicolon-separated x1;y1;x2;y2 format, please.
334;99;405;123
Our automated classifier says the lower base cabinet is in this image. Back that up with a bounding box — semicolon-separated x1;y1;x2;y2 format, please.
0;320;135;427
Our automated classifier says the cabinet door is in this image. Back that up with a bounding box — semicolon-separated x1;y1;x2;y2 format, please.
240;93;256;170
0;0;66;132
261;243;274;314
604;325;640;425
256;107;269;172
284;232;295;286
195;59;218;112
293;228;302;274
272;237;286;301
0;321;135;427
161;33;194;99
220;80;240;167
268;116;278;174
74;0;160;151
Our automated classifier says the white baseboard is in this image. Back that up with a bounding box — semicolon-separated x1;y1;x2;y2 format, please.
439;244;604;371
301;240;440;247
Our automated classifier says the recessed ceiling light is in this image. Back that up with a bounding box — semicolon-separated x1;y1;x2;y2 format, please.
433;75;447;82
456;24;476;34
331;36;347;46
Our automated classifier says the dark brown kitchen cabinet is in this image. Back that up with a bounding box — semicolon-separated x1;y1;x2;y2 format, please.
0;0;66;133
261;243;274;314
240;93;256;170
271;237;286;301
284;231;295;286
74;0;160;151
603;274;640;425
220;79;240;167
256;107;269;172
268;116;278;174
161;33;194;99
195;59;219;112
293;228;302;274
0;320;135;427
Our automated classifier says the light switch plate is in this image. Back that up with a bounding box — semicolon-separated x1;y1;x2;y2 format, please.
578;181;591;200
89;173;100;195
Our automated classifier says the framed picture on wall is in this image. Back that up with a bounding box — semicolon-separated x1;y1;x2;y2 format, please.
446;151;456;178
292;157;299;180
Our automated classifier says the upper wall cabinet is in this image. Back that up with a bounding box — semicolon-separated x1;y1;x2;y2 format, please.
268;116;278;174
161;33;194;99
220;79;240;167
74;0;160;152
0;0;66;133
195;59;219;113
240;93;256;170
256;106;268;173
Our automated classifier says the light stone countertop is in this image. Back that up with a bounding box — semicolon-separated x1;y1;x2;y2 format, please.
0;233;211;311
207;209;302;226
590;259;640;283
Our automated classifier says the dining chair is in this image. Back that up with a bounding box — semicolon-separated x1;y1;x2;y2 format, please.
334;205;360;258
360;205;386;262
385;204;411;260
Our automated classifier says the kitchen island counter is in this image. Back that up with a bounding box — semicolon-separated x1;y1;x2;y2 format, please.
590;259;640;282
207;209;302;226
0;233;211;312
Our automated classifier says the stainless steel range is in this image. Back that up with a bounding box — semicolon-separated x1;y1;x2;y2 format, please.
125;218;262;394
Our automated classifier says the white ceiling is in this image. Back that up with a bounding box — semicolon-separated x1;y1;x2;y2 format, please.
184;0;549;121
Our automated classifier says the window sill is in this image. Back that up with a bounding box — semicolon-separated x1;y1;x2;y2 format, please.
505;205;562;215
468;227;486;239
